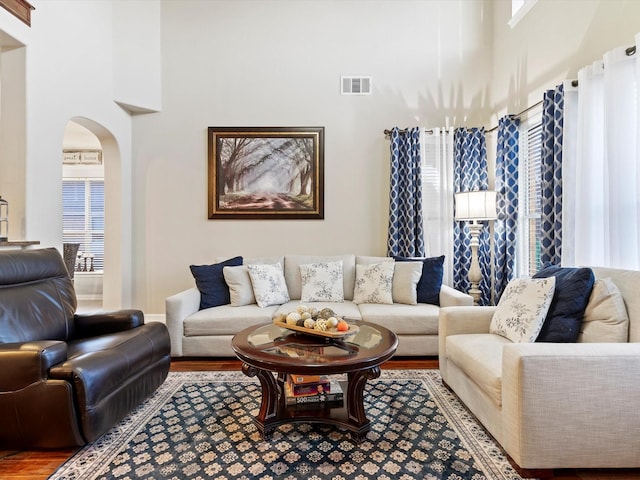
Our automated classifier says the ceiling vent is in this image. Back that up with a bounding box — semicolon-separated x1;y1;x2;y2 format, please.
341;76;372;95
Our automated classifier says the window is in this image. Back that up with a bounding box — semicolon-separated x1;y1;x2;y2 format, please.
62;179;104;272
509;0;538;28
517;119;542;276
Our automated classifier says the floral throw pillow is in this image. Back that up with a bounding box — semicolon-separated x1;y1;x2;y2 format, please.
353;262;394;305
490;277;556;343
246;262;290;308
300;261;344;303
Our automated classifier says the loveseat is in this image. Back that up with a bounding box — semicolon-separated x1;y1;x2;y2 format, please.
0;248;171;448
166;254;473;357
439;266;640;471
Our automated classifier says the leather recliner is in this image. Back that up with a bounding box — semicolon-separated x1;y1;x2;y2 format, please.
0;248;171;448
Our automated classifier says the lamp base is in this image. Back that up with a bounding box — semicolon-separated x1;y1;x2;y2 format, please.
468;286;481;306
467;220;483;306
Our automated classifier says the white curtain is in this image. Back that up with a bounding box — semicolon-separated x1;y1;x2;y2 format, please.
562;34;640;270
420;127;455;285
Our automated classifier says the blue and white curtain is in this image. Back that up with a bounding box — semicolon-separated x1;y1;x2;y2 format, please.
540;84;564;266
387;127;425;257
453;127;491;305
493;116;519;301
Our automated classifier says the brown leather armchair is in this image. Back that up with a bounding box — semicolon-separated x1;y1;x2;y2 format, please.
0;248;171;448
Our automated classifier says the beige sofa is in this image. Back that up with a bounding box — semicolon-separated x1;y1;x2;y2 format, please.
439;266;640;471
166;254;472;357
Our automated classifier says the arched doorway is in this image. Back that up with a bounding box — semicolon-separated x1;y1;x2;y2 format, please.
62;117;125;311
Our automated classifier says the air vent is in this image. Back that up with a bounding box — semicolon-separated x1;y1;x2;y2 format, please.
341;76;372;95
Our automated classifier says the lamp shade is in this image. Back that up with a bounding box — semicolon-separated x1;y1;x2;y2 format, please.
454;190;497;221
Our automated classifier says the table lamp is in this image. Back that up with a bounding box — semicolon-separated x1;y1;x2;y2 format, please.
454;190;497;304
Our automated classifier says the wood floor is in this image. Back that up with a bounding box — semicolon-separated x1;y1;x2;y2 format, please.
0;358;637;480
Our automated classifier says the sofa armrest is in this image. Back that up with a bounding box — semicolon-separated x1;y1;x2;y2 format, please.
439;285;474;307
0;341;68;390
165;287;201;357
73;309;145;338
501;343;640;469
439;306;496;337
438;306;496;380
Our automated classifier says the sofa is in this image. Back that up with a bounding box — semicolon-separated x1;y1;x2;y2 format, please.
0;248;171;448
439;266;640;471
166;254;473;357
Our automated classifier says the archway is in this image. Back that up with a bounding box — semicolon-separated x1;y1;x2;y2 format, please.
63;117;125;310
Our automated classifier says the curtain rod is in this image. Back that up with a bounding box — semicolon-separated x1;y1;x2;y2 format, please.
383;100;543;137
569;44;636;88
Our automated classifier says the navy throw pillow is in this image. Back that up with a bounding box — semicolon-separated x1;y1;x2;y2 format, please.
394;255;444;305
190;256;243;310
533;264;595;343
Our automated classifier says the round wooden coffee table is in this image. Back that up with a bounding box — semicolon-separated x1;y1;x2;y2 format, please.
232;321;398;442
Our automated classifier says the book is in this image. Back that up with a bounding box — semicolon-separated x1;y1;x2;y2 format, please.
288;374;332;396
284;380;344;406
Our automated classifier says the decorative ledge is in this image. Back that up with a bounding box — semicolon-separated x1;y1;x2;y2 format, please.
0;240;40;248
0;0;35;27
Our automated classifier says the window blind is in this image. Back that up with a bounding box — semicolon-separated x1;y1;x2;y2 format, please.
62;179;104;272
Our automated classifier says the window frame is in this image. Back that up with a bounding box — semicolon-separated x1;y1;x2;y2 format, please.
516;116;543;277
62;177;105;273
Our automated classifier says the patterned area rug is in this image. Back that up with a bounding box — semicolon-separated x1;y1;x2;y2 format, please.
49;370;536;480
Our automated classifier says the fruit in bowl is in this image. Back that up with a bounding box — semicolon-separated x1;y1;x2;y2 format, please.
275;306;351;333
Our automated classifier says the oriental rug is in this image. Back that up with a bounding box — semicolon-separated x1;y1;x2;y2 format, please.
49;370;536;480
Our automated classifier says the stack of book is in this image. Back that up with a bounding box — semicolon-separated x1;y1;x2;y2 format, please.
284;374;344;406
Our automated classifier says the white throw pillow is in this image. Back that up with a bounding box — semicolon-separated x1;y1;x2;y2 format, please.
353;262;395;305
579;278;629;343
246;262;290;308
300;261;345;303
392;261;422;305
223;265;256;306
490;277;556;343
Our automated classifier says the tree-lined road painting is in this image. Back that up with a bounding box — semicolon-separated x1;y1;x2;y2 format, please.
217;135;316;212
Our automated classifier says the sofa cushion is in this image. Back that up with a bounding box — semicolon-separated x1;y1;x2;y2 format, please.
392;261;423;305
579;277;629;343
446;333;511;407
247;262;290;308
285;255;356;301
355;256;393;265
533;265;596;343
190;256;243;310
353;262;394;305
222;265;255;306
394;255;445;305
357;303;440;335
184;304;278;336
490;277;556;343
300;260;344;303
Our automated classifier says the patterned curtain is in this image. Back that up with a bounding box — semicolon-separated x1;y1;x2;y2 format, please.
387;127;425;257
540;84;564;266
453;127;491;305
493;116;519;301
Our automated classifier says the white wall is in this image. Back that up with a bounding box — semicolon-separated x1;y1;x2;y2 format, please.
491;0;640;123
0;0;161;309
113;0;162;113
133;0;493;312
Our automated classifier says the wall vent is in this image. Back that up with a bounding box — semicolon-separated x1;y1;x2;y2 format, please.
341;76;372;95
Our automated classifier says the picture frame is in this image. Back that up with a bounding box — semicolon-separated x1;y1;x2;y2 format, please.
208;126;324;219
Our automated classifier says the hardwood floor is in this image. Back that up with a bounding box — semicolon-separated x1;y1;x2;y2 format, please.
0;358;637;480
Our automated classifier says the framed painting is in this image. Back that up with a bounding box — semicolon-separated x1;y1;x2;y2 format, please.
208;126;324;219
